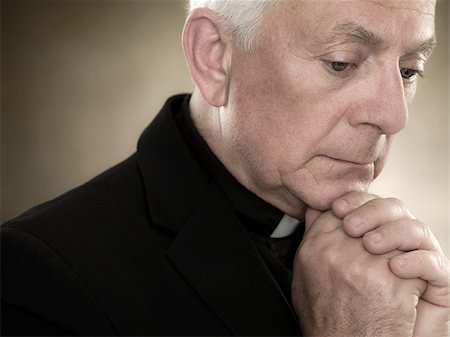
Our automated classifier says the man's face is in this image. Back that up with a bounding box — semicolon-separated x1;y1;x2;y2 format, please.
219;0;436;216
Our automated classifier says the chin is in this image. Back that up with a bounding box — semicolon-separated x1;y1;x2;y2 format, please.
304;197;334;212
301;181;371;211
281;167;374;212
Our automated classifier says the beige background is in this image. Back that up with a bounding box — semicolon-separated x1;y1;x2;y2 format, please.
2;1;449;256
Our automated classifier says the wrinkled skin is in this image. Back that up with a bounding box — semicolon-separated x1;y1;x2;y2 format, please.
183;0;449;335
294;192;449;336
204;0;436;218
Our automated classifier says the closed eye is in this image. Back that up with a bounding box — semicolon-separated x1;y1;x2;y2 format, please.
330;61;352;72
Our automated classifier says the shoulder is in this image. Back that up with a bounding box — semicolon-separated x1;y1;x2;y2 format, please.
0;153;165;275
1;154;152;335
3;154;144;236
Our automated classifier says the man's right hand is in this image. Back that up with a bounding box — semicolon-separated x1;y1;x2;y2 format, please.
330;192;450;337
291;209;426;337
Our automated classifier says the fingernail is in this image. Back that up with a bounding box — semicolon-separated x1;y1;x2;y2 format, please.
346;216;361;229
335;198;349;211
395;257;407;268
367;232;381;243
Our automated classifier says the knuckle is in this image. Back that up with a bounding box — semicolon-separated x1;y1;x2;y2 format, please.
298;236;341;268
420;251;449;285
385;197;409;217
296;241;310;262
346;258;367;280
418;221;433;241
415;221;441;251
434;253;449;279
323;248;340;268
296;239;317;265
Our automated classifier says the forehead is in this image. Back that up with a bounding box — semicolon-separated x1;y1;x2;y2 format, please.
268;0;436;52
365;0;435;13
275;0;436;21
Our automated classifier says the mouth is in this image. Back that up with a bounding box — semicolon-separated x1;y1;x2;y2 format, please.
320;155;375;167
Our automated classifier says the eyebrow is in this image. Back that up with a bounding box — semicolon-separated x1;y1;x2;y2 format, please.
409;37;437;56
326;21;436;56
331;22;384;48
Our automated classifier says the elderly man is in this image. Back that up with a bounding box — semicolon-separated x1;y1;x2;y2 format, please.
2;0;449;336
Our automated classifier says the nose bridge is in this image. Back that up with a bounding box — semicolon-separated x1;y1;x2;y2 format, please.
364;63;409;135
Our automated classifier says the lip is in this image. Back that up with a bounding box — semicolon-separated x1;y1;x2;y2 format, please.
321;155;374;166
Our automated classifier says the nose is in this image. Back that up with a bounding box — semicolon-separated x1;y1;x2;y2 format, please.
350;63;409;135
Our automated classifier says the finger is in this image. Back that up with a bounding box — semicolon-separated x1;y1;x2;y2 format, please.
304;209;342;237
342;197;416;238
304;207;323;233
390;250;450;307
362;219;443;255
413;299;450;337
332;191;379;219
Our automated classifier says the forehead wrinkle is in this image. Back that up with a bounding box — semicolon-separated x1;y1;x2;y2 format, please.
333;21;385;48
368;0;436;16
314;19;435;58
316;21;387;51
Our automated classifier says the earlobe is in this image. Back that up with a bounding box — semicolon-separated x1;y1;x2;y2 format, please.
182;8;230;107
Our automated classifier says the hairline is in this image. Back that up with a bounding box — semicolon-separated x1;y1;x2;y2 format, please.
187;0;277;52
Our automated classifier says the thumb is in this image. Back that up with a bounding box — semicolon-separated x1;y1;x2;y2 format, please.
305;207;324;234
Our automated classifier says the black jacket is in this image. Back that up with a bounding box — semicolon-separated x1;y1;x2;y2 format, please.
1;95;299;336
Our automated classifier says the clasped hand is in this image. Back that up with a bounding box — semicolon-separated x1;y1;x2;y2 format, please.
292;192;450;337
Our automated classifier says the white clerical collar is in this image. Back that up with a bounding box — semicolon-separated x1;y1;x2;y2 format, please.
270;214;301;238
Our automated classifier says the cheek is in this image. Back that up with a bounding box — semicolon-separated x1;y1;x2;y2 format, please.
228;92;352;188
404;83;417;105
227;50;358;190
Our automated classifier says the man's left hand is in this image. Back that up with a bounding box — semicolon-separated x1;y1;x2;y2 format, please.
332;192;450;337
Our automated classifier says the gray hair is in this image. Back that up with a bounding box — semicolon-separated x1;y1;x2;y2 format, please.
188;0;276;51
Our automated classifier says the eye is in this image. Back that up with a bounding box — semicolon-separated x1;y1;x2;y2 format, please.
400;68;418;80
330;61;351;72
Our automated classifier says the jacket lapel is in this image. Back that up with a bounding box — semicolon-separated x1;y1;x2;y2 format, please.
167;183;298;336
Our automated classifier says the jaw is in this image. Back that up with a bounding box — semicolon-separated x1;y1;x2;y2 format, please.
278;163;375;212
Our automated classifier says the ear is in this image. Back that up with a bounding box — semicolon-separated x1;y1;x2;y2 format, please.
182;8;231;107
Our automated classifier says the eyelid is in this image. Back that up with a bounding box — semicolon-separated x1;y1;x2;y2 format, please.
322;60;358;79
328;61;357;70
319;50;363;62
400;68;424;85
402;52;429;63
399;60;426;79
320;51;360;65
415;69;425;79
400;56;426;69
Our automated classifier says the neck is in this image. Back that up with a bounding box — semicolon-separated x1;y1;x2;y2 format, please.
189;90;307;221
